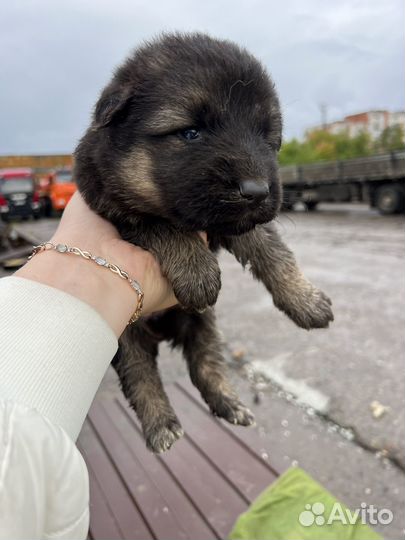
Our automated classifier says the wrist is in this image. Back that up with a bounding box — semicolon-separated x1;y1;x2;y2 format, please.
16;245;139;336
15;192;178;334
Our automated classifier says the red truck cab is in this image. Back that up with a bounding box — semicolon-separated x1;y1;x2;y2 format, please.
0;168;41;221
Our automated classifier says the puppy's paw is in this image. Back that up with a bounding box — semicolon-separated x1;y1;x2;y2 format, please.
278;285;333;330
210;394;255;426
173;256;221;311
145;418;184;453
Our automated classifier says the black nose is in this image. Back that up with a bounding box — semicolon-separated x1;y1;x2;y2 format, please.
239;180;269;202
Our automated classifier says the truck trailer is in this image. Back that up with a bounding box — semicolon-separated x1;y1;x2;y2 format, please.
280;151;405;214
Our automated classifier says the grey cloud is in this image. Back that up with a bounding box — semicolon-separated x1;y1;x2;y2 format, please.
0;0;403;154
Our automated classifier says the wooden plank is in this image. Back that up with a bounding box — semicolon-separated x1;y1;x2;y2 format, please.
176;379;285;475
89;400;189;540
158;437;246;538
77;447;122;540
115;399;249;540
0;246;31;264
117;392;247;538
12;220;58;245
11;226;43;246
107;398;218;540
166;383;278;502
78;420;153;540
82;381;283;540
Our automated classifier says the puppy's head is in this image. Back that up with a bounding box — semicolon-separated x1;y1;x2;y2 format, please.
75;32;282;235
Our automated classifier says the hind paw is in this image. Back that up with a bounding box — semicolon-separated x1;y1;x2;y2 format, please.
145;419;184;453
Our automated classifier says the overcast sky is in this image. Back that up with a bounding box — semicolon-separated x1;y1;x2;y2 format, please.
1;0;404;155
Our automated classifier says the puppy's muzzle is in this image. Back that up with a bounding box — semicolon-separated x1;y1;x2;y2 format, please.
239;179;269;203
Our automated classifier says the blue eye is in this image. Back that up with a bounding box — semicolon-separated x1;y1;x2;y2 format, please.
180;128;200;141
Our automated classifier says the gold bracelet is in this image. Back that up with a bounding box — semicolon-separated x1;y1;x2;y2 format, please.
29;242;144;324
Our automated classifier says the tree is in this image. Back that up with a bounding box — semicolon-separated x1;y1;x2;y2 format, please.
279;129;376;166
375;125;404;153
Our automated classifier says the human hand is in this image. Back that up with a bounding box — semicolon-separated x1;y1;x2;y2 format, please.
16;192;199;336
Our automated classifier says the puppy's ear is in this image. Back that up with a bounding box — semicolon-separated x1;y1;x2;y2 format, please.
94;84;132;128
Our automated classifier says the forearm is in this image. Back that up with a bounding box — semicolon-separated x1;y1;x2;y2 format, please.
221;223;300;298
221;223;333;330
0;276;117;441
16;242;145;337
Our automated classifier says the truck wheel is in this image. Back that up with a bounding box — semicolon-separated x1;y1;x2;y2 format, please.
305;201;318;211
376;185;405;215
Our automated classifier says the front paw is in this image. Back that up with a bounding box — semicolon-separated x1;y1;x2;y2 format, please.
277;285;334;330
209;393;255;426
173;256;221;311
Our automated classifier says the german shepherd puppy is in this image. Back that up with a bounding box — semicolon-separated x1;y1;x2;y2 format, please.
75;32;333;453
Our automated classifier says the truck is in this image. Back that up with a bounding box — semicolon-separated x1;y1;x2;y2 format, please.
280;151;405;214
0;168;41;221
37;168;76;216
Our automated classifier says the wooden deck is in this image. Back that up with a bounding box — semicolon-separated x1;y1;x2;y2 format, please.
78;380;280;540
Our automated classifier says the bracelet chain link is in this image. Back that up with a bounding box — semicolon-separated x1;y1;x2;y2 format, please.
29;242;144;324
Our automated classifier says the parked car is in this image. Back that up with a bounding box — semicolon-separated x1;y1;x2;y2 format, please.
38;168;76;216
0;168;41;221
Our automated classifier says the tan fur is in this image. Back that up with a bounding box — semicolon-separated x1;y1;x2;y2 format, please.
121;149;162;208
145;108;192;134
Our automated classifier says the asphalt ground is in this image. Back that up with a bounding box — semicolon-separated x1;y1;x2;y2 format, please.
2;203;404;538
159;203;405;539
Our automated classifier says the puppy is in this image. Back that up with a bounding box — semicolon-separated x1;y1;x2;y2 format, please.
75;32;333;453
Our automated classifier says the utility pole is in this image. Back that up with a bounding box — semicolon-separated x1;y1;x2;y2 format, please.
319;103;328;130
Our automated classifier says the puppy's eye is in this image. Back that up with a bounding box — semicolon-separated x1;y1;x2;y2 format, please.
180;128;200;141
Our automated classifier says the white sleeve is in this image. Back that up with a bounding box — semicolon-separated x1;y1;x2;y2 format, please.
0;276;118;441
0;276;119;539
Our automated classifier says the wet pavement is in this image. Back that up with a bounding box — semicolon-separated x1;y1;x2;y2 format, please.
2;204;404;538
160;203;405;539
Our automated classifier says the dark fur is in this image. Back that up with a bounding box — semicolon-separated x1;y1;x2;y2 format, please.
75;33;333;452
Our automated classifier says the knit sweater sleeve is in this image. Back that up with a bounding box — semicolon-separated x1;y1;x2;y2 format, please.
0;276;118;441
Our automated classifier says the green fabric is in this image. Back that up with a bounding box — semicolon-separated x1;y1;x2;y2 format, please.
229;467;381;540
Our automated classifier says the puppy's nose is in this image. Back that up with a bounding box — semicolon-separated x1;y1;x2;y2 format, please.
239;180;269;202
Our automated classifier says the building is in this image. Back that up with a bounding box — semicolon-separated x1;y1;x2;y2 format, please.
311;110;405;140
0;154;72;172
